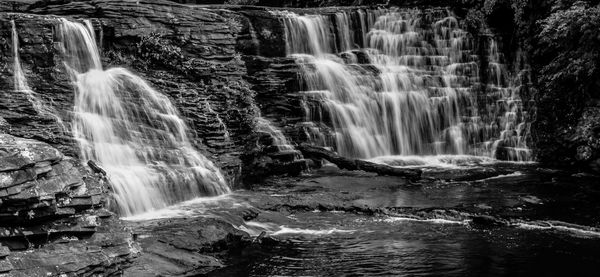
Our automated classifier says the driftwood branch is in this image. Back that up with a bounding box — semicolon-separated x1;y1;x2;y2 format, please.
297;143;422;180
87;160;107;176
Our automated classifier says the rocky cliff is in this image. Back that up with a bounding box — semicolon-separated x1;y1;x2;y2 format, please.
1;0;265;184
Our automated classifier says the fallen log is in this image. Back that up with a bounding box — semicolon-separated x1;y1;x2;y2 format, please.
87;160;107;176
297;143;422;180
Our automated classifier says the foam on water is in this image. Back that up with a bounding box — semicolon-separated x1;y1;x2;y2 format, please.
368;154;497;168
379;216;470;225
121;194;240;221
515;221;600;238
482;171;525;180
272;227;356;236
243;221;356;237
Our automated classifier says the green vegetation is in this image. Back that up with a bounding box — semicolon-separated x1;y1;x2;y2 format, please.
136;33;187;71
536;1;600;121
135;33;216;78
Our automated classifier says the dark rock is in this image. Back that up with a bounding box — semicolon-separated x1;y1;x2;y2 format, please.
124;217;250;276
6;224;138;277
0;134;137;276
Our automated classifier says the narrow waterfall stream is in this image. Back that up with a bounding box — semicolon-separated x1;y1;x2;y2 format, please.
59;19;229;216
256;117;296;151
484;41;532;161
11;20;65;130
278;8;533;163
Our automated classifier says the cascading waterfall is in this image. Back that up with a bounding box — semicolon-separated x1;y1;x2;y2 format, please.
11;20;66;130
279;8;532;162
205;100;231;140
59;19;229;216
481;40;532;161
256;117;295;151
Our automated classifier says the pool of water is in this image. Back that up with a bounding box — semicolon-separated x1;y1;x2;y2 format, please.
211;211;600;276
125;161;600;276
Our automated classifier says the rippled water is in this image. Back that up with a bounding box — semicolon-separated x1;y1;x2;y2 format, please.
213;212;600;276
125;162;600;276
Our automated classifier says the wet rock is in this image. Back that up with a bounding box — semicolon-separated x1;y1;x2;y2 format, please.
6;222;138;277
124;217;250;276
0;133;63;172
0;134;138;275
520;195;542;205
0;134;93;224
0;0;36;12
474;203;492;210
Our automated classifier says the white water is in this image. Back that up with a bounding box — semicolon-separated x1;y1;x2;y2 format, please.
279;8;533;163
256;117;296;151
482;41;532;161
11;20;66;130
59;19;229;216
244;221;356;236
122;194;243;221
205;100;231;140
368;154;497;168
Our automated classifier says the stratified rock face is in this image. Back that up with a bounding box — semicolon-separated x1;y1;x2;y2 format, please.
123;217;249;276
0;0;266;184
0;134;90;225
0;14;75;156
5;229;138;277
0;133;138;276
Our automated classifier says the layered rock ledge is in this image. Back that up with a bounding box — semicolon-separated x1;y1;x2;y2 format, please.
0;134;138;276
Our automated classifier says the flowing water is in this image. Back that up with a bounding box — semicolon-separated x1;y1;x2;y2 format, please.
58;19;229;216
11;20;66;130
206;100;231;140
483;41;532;161
279;8;532;162
256;117;296;151
220;212;600;277
124;163;600;276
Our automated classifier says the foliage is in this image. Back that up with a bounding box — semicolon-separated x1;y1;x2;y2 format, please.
464;8;486;33
482;0;528;23
536;1;600;114
136;33;185;70
136;33;217;78
531;1;600;164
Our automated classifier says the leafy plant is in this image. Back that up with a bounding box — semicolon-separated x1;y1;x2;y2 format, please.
136;33;185;70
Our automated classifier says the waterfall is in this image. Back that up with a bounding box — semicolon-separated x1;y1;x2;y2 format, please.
278;8;532;162
256;117;295;151
11;20;65;130
481;41;532;161
205;100;230;140
59;19;229;216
